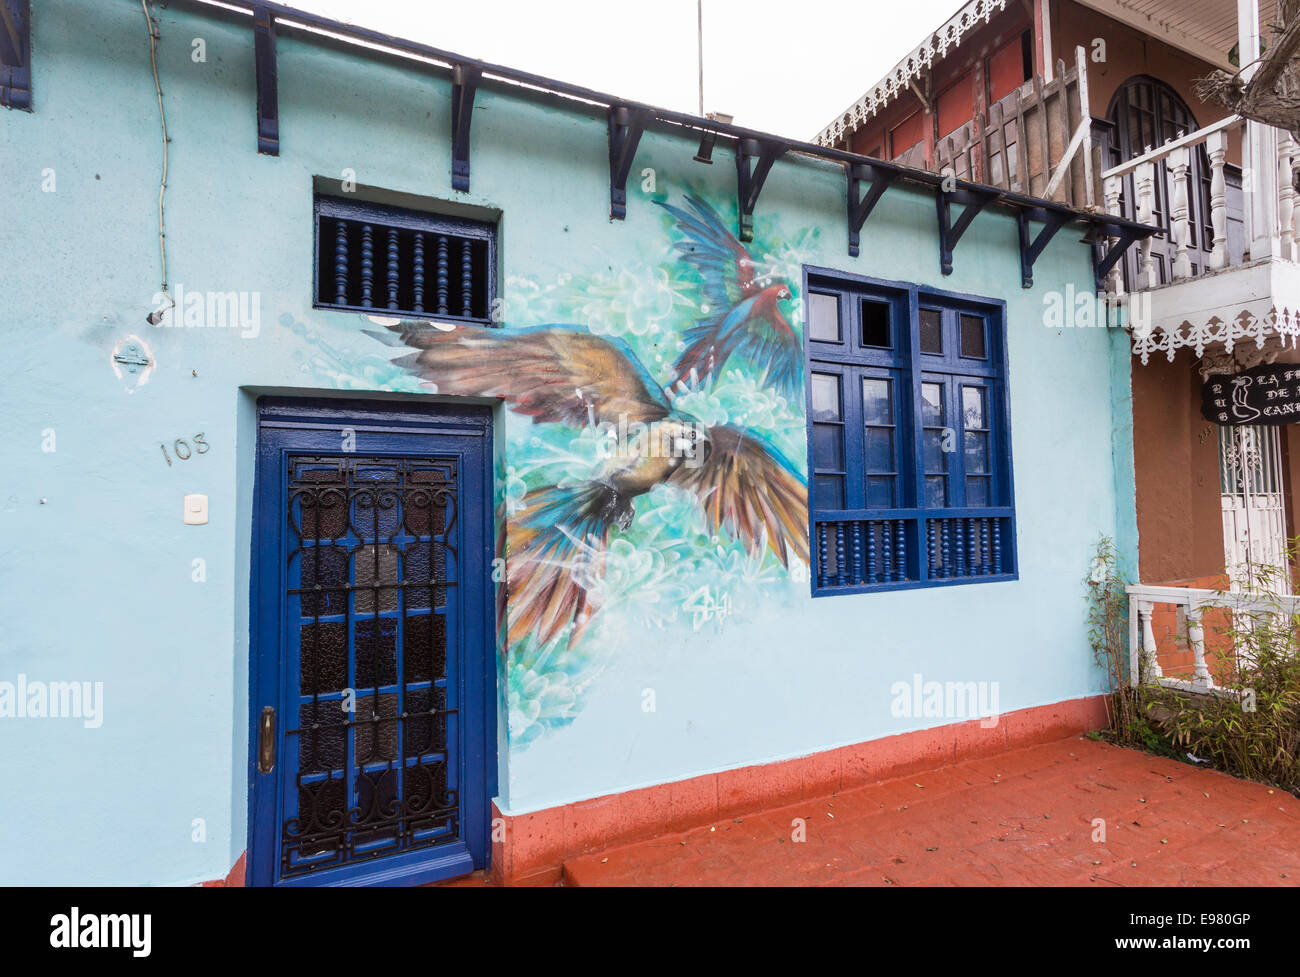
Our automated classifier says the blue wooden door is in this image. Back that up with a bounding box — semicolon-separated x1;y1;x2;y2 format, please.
248;399;494;886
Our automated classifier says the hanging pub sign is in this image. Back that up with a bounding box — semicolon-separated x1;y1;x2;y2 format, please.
1202;363;1300;425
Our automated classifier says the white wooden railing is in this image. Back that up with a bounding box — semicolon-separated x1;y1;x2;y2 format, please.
1100;115;1300;294
1126;583;1300;694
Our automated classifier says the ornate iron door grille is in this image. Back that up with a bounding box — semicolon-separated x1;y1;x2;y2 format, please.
281;454;461;879
1218;424;1290;594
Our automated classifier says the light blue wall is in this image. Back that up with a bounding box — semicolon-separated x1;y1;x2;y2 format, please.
0;0;1135;884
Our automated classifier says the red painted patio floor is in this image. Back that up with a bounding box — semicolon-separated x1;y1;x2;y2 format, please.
562;738;1300;886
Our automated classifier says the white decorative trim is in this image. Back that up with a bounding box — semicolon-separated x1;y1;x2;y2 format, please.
814;0;1007;147
1130;308;1300;365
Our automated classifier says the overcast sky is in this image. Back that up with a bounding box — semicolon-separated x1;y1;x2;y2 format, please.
285;0;962;140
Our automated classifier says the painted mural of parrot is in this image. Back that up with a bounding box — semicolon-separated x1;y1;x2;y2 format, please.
656;194;802;398
373;323;809;649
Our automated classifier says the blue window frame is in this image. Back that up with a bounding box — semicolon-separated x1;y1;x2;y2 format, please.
1;0;32;111
314;195;497;327
804;268;1016;596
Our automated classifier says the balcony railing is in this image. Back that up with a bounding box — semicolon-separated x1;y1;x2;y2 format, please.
934;47;1093;209
1101;116;1246;290
812;510;1014;594
1098;115;1300;362
1126;583;1300;694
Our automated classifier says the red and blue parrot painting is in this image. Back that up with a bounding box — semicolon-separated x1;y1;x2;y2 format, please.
656;194;802;398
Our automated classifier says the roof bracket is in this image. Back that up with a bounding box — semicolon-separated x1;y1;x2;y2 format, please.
1016;207;1072;288
735;137;788;242
1092;225;1145;292
451;64;481;192
608;105;653;219
253;4;279;155
936;187;995;275
846;162;898;257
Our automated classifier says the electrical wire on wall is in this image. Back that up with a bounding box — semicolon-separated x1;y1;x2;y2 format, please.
142;0;175;325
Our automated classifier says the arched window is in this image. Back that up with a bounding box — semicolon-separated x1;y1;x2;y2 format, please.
1105;76;1225;283
1107;75;1201;160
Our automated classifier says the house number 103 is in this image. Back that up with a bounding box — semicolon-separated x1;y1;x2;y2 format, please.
161;434;210;466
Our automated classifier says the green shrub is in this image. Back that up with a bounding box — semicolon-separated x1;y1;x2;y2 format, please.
1146;554;1300;791
1088;537;1300;794
1086;537;1160;752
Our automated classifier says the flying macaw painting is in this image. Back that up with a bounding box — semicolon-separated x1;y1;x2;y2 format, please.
656;195;802;397
381;323;808;647
342;190;817;746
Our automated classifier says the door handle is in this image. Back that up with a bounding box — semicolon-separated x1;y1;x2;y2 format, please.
258;706;276;774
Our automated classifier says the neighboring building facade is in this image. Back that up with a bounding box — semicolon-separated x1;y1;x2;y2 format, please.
2;0;1144;885
821;0;1300;690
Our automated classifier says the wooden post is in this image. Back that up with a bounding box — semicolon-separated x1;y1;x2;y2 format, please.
1208;128;1231;270
1012;88;1027;192
1292;151;1300;257
1169;146;1193;279
973;59;987;182
1280;134;1297;260
1136;161;1158;288
1034;0;1053;83
921;72;937;172
1075;45;1095;208
1103;175;1126;295
1033;73;1050;196
1138;601;1162;679
1240;0;1281;259
1187;605;1213;688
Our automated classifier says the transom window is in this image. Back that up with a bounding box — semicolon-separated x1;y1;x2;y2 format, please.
314;196;496;326
805;271;1016;596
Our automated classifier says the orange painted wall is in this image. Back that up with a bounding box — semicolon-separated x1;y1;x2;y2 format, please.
1132;349;1300;589
987;34;1027;103
845;10;1033;162
1145;575;1233;682
1051;1;1229;129
1286;427;1300;581
842;0;1243;166
1131;350;1225;585
1051;0;1243;165
936;71;975;138
889;111;925;159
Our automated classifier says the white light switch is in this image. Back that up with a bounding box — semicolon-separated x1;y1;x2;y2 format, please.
184;494;209;525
